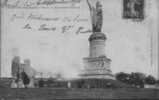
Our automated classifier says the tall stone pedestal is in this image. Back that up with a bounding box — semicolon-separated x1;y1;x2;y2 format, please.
80;32;114;79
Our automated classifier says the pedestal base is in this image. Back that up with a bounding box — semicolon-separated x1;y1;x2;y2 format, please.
80;56;114;80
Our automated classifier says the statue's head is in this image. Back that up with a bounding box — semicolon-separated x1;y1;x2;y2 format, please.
96;1;102;9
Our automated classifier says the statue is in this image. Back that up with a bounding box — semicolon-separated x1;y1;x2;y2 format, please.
87;0;103;32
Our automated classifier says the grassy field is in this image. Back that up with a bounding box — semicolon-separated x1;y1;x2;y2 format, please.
0;88;159;100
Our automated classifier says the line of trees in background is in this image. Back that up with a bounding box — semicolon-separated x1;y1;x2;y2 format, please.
115;72;158;88
37;72;158;88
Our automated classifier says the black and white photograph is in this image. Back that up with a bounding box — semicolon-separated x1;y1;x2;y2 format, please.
0;0;159;99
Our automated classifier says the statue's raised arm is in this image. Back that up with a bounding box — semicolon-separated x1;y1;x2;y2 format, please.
86;0;95;31
87;0;103;32
87;0;92;10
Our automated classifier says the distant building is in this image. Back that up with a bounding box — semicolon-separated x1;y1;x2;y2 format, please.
11;56;21;78
10;57;36;88
11;57;36;78
21;59;36;78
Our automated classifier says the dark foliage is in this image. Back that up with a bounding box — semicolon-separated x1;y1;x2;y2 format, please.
38;79;44;87
115;72;130;83
21;71;30;86
144;75;156;85
116;72;146;88
129;72;145;88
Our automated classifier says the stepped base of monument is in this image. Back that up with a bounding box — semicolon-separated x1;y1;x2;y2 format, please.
82;55;114;80
71;78;132;88
80;74;115;80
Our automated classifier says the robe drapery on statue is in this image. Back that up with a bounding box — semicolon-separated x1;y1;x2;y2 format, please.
87;0;103;32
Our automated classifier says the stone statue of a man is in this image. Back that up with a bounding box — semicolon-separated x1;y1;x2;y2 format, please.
87;0;103;32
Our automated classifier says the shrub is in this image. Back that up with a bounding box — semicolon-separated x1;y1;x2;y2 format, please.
144;75;156;85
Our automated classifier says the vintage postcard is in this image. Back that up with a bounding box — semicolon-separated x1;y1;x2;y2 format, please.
0;0;159;100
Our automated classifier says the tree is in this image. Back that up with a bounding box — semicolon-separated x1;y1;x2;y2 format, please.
21;71;30;88
156;80;159;84
144;75;156;85
115;72;130;83
116;72;146;88
129;72;145;88
38;79;44;87
11;56;20;78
